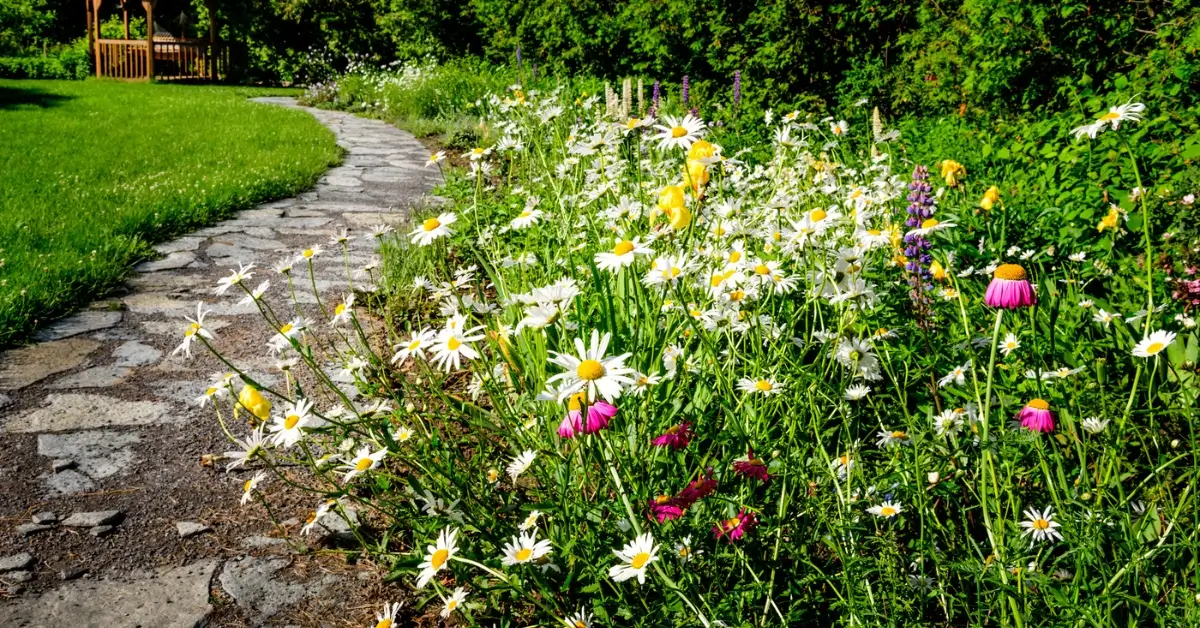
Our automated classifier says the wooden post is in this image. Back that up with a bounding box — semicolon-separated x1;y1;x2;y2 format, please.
205;0;216;81
142;0;155;80
122;0;129;40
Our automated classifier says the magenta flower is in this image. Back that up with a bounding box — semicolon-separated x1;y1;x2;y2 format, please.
1018;398;1055;433
676;469;717;508
986;264;1036;309
648;495;685;523
582;400;618;434
713;508;758;542
732;449;770;484
651;422;693;449
558;393;618;438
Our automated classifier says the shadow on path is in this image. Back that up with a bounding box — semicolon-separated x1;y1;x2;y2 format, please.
0;85;74;111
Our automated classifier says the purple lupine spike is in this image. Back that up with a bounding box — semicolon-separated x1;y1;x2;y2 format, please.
531;63;537;82
733;70;741;109
682;75;690;107
650;80;661;118
515;45;521;70
904;166;936;313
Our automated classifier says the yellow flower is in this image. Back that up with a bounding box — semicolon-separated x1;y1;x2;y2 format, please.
687;139;715;161
938;160;965;186
929;260;948;281
651;185;691;229
1097;205;1121;232
235;385;271;422
980;185;1000;210
682;159;709;194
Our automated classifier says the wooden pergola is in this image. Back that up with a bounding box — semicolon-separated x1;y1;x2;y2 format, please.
85;0;229;81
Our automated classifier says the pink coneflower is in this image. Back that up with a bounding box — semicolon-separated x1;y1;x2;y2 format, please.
676;469;717;507
558;393;618;438
985;264;1036;309
732;449;770;484
651;422;693;449
713;509;758;542
648;495;685;523
1018;398;1055;433
583;399;618;434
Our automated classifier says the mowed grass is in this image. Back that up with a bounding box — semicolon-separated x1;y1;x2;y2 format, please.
0;79;340;347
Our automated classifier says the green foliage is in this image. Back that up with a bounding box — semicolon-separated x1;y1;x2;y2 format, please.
0;0;52;55
0;43;89;80
0;79;339;346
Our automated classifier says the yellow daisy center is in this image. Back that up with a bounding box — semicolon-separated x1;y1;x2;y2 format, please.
754;263;770;275
243;478;254;492
613;240;635;256
302;249;315;258
880;506;897;517
431;548;449;569
284;414;300;430
447;336;462;351
519;210;531;218
1028;398;1050;410
921;218;939;229
1145;342;1165;354
1098;111;1120;121
630;552;651;569
728;250;742;263
334;304;346;316
355;457;374;471
376;620;393;628
407;339;421;350
577;359;605;381
515;548;533;562
472;147;484;155
185;322;200;337
671;126;688;138
1033;519;1050;530
626;118;640;129
279;323;293;334
755;380;773;391
891;430;907;439
994;263;1028;281
811;209;827;221
422;217;441;232
447;600;458;611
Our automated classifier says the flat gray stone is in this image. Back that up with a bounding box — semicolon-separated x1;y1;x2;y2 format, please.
47;365;135;389
0;553;34;572
0;338;101;391
141;318;231;337
135;251;196;272
31;311;124;342
154;236;206;255
90;525;116;538
7;393;175;433
32;512;57;525
209;232;286;251
38;431;141;480
59;566;86;581
218;556;336;622
16;524;54;536
112;341;163;367
240;535;287;549
7;571;32;583
122;292;193;315
51;459;76;472
0;560;218;627
0;393;11;408
61;510;123;527
44;469;96;495
176;522;211;538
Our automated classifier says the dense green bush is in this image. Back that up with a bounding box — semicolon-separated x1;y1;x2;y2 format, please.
0;41;88;79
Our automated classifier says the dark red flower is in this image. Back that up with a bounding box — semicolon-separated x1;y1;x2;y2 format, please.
713;508;758;542
676;469;718;508
647;495;685;523
651;422;693;449
732;449;770;484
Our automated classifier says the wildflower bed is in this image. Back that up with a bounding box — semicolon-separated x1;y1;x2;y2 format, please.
196;85;1200;626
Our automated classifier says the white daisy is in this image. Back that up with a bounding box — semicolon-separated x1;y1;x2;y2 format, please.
373;602;402;628
416;527;459;588
339;445;387;481
174;302;215;357
501;530;553;566
268;397;316;448
410;212;457;246
391;328;436;364
546;330;636;403
867;500;903;518
1019;506;1063;543
214;262;254;295
652;114;706;150
1132;330;1175;358
608;532;658;584
1082;417;1110;434
440;587;467;618
737;376;785;395
507;450;537;481
519;510;542;531
844;384;871;400
240;471;267;506
1000;333;1020;356
594;237;653;273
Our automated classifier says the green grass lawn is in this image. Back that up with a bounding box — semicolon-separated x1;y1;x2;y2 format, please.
0;79;340;347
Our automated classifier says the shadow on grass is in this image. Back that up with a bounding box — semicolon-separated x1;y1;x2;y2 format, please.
0;85;73;110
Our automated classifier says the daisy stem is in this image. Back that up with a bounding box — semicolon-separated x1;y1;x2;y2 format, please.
1120;138;1153;332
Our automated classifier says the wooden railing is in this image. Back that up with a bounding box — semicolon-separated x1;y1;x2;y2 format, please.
95;38;228;81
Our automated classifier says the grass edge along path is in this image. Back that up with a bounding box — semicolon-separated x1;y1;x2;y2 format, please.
0;80;341;347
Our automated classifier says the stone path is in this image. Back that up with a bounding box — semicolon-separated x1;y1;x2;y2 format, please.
0;98;441;626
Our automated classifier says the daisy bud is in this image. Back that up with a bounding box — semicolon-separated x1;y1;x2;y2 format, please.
927;471;940;484
235;385;271;422
985;264;1036;309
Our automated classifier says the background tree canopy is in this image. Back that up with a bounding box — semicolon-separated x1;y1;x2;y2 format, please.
3;0;1198;115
